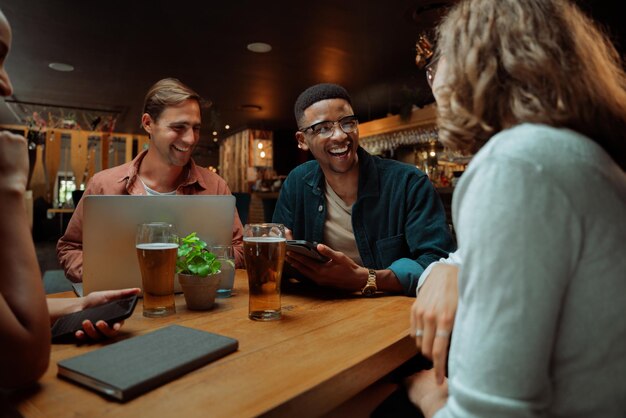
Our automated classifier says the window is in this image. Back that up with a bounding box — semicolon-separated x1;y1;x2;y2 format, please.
55;172;84;207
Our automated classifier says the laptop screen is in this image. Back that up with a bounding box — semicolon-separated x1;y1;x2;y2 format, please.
82;195;236;295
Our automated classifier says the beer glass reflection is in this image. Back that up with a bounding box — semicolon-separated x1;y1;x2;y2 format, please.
136;222;178;317
243;223;286;321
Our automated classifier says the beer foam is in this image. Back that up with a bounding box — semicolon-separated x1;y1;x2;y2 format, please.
136;243;179;250
243;237;286;243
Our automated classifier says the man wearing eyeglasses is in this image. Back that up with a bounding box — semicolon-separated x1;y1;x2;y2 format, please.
273;83;455;296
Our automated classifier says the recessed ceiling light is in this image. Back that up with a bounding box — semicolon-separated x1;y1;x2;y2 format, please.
48;62;74;72
238;104;262;112
247;42;272;53
225;124;230;130
213;137;218;143
212;131;218;136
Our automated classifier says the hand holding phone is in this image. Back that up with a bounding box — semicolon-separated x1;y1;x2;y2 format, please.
51;295;138;343
286;240;330;263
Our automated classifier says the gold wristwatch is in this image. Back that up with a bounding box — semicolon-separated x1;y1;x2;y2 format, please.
361;269;378;296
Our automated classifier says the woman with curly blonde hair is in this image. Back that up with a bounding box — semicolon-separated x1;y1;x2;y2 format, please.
435;0;626;165
406;0;626;416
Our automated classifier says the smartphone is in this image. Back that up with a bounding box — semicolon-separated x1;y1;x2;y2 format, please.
286;240;329;263
50;295;139;343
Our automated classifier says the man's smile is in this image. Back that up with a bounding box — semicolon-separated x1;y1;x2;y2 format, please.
172;144;190;152
327;142;351;157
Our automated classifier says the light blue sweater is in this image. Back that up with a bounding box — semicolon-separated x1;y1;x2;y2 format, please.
436;124;626;417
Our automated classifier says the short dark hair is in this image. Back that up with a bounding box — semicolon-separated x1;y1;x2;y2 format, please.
294;83;352;126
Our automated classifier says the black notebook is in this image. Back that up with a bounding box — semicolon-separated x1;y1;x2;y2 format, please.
57;325;238;401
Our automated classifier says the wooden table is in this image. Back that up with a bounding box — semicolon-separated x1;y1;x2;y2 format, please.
8;270;417;417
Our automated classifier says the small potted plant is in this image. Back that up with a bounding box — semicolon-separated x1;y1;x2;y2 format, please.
176;232;222;310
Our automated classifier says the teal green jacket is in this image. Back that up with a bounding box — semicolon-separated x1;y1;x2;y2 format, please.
273;147;456;295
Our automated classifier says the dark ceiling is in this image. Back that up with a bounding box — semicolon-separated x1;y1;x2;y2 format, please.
1;0;623;143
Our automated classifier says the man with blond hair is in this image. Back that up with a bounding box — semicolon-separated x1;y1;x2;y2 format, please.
58;78;244;281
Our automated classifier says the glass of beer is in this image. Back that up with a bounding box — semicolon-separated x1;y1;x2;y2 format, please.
243;223;286;321
136;222;179;318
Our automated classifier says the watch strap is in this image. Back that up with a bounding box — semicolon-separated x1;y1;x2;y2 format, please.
361;269;378;296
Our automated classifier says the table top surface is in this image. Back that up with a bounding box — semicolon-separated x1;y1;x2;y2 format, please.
8;270;417;418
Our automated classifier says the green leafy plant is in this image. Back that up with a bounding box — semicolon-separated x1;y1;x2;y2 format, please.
176;232;221;277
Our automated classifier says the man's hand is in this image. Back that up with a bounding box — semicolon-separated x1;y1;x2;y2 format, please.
0;131;29;194
410;263;459;384
286;243;367;291
75;288;141;340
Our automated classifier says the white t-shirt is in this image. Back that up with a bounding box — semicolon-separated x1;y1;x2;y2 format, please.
139;177;176;196
323;180;363;265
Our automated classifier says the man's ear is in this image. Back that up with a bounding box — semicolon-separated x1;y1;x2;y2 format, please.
295;132;309;151
141;113;153;136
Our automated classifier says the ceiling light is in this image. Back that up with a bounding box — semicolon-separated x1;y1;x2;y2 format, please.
212;131;218;136
48;62;75;72
238;104;262;112
213;137;218;142
225;124;230;130
257;142;263;149
260;151;266;158
247;42;272;53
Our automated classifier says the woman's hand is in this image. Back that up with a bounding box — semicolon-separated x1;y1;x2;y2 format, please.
74;288;141;340
410;263;459;384
405;369;448;418
0;131;29;195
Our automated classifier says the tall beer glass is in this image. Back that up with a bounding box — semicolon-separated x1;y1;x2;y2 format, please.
136;222;178;318
243;223;286;321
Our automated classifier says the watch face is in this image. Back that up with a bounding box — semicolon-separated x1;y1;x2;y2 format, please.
362;285;376;296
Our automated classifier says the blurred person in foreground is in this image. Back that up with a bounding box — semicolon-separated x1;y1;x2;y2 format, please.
0;8;139;389
405;0;626;416
273;83;455;296
57;78;245;282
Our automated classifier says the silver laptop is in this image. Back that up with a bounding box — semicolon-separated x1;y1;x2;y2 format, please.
81;195;236;296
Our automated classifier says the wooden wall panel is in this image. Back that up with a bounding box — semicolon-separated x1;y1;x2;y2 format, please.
29;144;47;201
44;130;62;202
70;131;89;188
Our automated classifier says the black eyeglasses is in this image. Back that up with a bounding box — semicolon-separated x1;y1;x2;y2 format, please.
425;56;440;88
299;115;359;138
